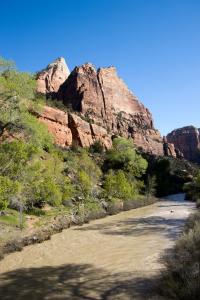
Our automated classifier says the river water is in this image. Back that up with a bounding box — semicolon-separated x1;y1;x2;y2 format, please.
0;195;195;299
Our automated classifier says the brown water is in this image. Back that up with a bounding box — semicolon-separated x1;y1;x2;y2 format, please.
0;197;195;299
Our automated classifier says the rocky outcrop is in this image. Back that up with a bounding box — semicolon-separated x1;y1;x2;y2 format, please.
58;63;165;156
37;106;112;149
36;58;177;157
163;136;177;157
36;57;70;95
167;126;200;162
38;106;72;147
68;114;112;148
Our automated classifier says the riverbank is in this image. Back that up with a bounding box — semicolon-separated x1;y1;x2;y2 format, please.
0;196;157;261
0;197;195;300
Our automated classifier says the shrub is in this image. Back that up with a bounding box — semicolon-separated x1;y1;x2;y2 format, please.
184;172;200;201
89;140;104;154
161;210;200;299
104;137;148;177
184;211;200;232
103;170;136;200
161;222;200;299
0;176;20;210
65;150;102;200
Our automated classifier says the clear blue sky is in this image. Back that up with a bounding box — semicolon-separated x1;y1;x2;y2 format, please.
1;0;200;135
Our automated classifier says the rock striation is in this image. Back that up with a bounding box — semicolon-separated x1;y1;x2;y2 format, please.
35;58;177;157
167;126;200;162
38;106;72;147
37;106;112;149
36;57;70;95
58;63;165;155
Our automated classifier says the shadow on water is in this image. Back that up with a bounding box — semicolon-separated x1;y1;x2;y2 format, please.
74;215;186;240
0;263;164;300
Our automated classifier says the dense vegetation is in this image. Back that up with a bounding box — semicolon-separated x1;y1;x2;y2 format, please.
1;56;200;299
161;173;200;299
0;56;155;230
161;210;200;299
146;154;198;197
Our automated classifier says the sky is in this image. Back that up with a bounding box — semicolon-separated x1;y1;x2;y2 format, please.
1;0;200;135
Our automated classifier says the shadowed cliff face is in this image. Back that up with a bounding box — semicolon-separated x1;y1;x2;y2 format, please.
167;126;200;163
36;58;176;157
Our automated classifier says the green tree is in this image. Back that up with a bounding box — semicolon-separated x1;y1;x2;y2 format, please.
105;137;148;177
104;170;135;200
0;176;20;209
0;56;15;73
65;150;102;200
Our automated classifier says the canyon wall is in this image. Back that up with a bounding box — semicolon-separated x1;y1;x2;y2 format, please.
36;57;175;157
167;126;200;162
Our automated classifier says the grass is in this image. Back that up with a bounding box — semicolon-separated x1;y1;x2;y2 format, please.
0;209;20;226
33;206;71;227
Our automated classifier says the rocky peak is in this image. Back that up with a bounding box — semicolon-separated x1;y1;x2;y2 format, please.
167;126;200;162
36;57;70;95
36;58;177;157
57;62;165;155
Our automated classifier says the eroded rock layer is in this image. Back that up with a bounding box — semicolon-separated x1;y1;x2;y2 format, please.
36;58;177;157
38;106;112;149
58;63;165;155
36;57;70;95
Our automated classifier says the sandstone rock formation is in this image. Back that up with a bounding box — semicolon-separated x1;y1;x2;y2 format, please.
36;57;70;95
167;126;200;162
163;136;177;157
38;106;72;147
36;58;177;157
58;63;165;156
37;106;112;149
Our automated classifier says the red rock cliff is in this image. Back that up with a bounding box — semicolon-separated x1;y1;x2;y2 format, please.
36;58;176;157
167;126;200;162
58;63;165;155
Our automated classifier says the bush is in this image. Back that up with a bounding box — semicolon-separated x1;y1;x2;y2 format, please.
103;170;137;200
104;137;148;177
161;210;200;299
184;211;200;232
65;150;102;200
184;172;200;201
0;176;20;210
89;140;104;154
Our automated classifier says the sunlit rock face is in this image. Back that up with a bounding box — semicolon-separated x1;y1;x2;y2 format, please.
36;58;177;157
36;57;70;95
38;106;72;147
167;126;200;162
37;106;112;149
58;63;165;155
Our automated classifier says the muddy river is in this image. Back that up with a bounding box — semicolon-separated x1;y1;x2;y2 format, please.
0;195;195;299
